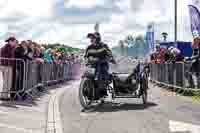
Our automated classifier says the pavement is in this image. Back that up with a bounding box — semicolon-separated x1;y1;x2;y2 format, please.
0;98;47;133
0;79;200;133
59;80;200;133
0;82;72;133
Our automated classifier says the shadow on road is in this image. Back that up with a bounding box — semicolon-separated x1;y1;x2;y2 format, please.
88;102;158;113
0;81;72;108
0;102;19;109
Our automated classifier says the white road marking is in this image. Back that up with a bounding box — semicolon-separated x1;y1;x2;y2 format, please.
80;112;100;117
47;87;67;133
169;120;200;133
0;110;8;114
0;123;33;133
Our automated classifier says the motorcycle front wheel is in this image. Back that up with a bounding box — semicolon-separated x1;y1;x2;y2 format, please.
141;74;148;105
79;77;94;110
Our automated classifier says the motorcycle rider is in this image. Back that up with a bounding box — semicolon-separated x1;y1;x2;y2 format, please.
84;32;116;96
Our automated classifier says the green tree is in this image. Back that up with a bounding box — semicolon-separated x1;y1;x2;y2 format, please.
42;43;82;53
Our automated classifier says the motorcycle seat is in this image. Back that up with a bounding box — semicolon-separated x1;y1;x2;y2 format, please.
115;73;130;82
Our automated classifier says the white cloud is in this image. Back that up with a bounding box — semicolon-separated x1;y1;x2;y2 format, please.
59;13;110;25
0;0;196;48
34;23;94;48
116;0;132;10
64;0;105;8
0;0;54;17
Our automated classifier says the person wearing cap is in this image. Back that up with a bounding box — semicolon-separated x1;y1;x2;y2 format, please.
0;37;17;60
84;32;116;95
0;36;18;99
155;43;161;52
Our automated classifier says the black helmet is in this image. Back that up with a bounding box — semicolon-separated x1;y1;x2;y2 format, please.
87;33;95;39
87;32;101;42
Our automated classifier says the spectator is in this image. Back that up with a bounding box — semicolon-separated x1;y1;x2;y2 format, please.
71;53;75;62
15;41;29;61
32;42;40;58
164;47;174;63
150;52;156;63
0;37;17;65
66;54;72;61
43;48;54;63
52;50;57;63
0;37;18;98
154;44;166;64
26;41;35;60
30;43;44;64
170;47;184;63
14;41;29;95
39;46;45;58
185;37;200;88
58;52;65;62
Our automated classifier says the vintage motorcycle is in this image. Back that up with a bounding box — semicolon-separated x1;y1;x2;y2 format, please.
79;59;148;110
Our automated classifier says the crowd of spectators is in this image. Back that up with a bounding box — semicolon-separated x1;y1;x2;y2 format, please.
0;36;81;64
149;37;200;88
0;36;82;99
150;44;184;64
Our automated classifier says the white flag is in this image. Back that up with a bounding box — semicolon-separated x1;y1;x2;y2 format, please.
94;22;99;32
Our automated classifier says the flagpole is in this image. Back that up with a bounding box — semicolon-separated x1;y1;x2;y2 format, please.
175;0;177;42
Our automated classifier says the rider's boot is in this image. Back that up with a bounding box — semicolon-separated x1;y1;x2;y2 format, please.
101;88;108;96
138;88;143;98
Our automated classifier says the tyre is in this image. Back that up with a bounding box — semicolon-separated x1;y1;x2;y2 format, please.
141;75;148;104
142;89;147;104
79;78;93;110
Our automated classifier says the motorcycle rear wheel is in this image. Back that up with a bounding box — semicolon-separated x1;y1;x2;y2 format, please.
79;78;93;110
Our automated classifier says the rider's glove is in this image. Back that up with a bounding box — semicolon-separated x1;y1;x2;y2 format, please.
111;59;117;64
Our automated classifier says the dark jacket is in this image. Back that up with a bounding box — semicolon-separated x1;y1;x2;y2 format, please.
191;48;200;61
84;42;114;62
190;48;200;73
174;53;184;62
164;51;173;63
0;44;16;66
15;46;33;61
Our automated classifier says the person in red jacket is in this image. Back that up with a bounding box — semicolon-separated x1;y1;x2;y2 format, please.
154;44;166;64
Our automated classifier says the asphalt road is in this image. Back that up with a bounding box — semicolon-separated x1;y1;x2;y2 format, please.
59;80;200;133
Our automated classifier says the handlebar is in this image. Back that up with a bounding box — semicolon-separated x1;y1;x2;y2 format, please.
85;57;117;65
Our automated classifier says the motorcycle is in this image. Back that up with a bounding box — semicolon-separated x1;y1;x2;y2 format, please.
79;59;148;110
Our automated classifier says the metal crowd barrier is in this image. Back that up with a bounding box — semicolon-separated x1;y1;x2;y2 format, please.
0;58;83;100
0;58;25;100
150;62;200;94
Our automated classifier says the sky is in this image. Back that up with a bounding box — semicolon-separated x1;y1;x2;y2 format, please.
0;0;198;49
